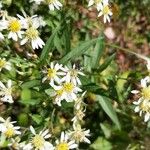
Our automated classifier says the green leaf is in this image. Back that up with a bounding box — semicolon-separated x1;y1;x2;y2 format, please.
91;36;104;68
59;38;98;64
21;80;41;89
31;114;42;125
97;95;121;130
21;88;31;101
95;53;116;73
40;25;60;64
90;137;113;150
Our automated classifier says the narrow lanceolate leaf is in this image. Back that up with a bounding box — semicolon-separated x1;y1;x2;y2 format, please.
91;36;104;68
40;26;60;64
21;80;41;89
96;95;121;130
59;38;98;64
94;53;116;73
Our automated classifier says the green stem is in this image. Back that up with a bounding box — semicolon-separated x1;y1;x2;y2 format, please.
106;43;150;61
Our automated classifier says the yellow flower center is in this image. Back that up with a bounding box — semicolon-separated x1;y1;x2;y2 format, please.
142;86;150;100
4;127;15;138
0;59;6;68
95;0;102;4
140;101;150;112
56;89;64;96
70;70;78;77
9;19;21;32
47;68;56;78
26;27;39;40
102;5;110;14
32;135;45;149
63;83;74;93
45;0;54;4
56;142;69;150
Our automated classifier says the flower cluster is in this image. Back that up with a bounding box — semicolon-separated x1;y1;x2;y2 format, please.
43;63;84;106
0;10;45;49
131;60;150;122
88;0;113;23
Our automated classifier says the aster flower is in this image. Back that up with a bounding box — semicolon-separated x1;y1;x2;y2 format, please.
6;16;24;41
55;131;78;150
23;126;54;150
0;80;13;103
98;0;113;23
88;0;103;11
51;88;65;106
53;82;82;102
19;14;45;49
0;117;21;138
131;76;150;122
45;0;63;11
42;62;65;86
68;125;90;144
61;64;85;86
0;58;11;71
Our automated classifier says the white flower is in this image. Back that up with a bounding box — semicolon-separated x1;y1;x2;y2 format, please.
68;125;91;144
55;131;78;150
23;126;54;150
6;17;24;41
51;88;65;106
8;137;24;150
98;0;113;23
19;14;45;49
0;117;21;138
61;64;85;86
132;76;150;122
21;26;44;49
54;82;82;102
42;62;65;86
46;0;63;11
88;0;103;11
0;80;13;103
0;58;11;71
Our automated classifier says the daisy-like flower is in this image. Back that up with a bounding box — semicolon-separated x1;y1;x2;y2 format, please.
8;137;24;150
45;0;63;11
6;17;24;41
0;80;13;103
131;76;150;122
24;126;54;150
42;62;65;86
19;14;45;49
68;125;90;144
0;58;11;71
0;117;21;138
51;88;65;106
61;64;85;86
21;26;44;49
88;0;104;11
55;131;78;150
98;0;113;23
54;82;82;102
